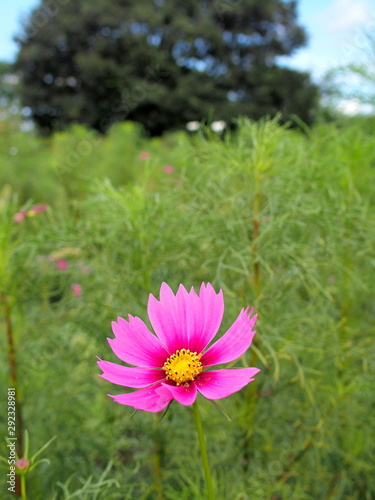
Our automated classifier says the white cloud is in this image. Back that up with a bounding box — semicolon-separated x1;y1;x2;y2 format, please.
337;98;375;115
321;0;371;33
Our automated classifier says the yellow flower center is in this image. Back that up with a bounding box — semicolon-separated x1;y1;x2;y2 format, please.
163;349;203;386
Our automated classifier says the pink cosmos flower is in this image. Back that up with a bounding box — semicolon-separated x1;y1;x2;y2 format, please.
13;204;48;223
139;151;150;160
98;283;259;412
163;165;175;174
55;259;69;271
72;283;82;297
28;204;49;215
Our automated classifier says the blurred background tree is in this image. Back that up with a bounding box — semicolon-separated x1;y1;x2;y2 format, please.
14;0;319;135
0;61;18;102
0;61;24;130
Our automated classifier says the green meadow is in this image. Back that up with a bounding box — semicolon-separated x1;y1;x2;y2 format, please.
1;116;374;499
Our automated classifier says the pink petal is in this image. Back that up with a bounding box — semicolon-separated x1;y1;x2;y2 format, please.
161;381;198;406
13;210;27;223
109;383;173;412
147;282;224;353
196;368;260;400
31;204;48;213
108;315;168;367
201;308;257;366
97;358;165;387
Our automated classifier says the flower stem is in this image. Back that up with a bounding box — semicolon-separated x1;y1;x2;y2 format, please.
1;294;23;454
192;400;215;500
152;414;164;500
20;475;27;500
1;293;23;497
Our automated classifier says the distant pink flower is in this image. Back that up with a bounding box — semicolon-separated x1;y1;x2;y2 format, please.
13;210;28;224
98;283;259;412
139;151;150;160
14;458;30;471
72;283;82;297
328;275;336;283
163;165;175;174
56;259;69;271
29;204;49;214
13;204;48;223
77;262;91;274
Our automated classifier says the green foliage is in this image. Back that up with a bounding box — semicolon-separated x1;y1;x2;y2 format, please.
0;117;374;499
14;0;318;135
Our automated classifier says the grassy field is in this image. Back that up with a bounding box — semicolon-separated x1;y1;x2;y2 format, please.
0;116;374;499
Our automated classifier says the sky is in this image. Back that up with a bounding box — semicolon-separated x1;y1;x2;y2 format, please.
0;0;374;84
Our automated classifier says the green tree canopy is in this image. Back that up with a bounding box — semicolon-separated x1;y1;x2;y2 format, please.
14;0;319;135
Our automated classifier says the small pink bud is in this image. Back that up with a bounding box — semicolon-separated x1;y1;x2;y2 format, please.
15;458;30;470
77;262;91;274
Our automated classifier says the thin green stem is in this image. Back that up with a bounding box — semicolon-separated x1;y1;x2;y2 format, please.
152;414;164;500
20;474;27;500
252;170;261;303
192;400;215;500
1;293;23;497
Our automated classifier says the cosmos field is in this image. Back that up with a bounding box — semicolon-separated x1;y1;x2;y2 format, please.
1;117;374;499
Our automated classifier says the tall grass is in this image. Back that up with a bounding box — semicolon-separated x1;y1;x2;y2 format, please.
0;116;374;499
